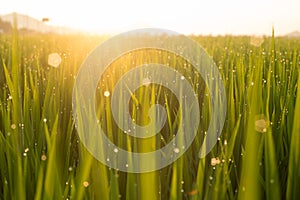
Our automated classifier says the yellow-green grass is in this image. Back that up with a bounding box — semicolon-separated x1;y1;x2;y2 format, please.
0;28;300;200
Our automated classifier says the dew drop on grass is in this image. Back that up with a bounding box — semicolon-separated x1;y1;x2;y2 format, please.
211;157;221;166
224;140;228;145
11;124;16;130
104;91;110;97
83;181;89;187
41;155;47;161
114;148;119;153
43;118;47;123
180;76;185;80
173;148;180;153
68;167;73;171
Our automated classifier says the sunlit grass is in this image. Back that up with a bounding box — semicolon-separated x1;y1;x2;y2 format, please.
0;28;300;200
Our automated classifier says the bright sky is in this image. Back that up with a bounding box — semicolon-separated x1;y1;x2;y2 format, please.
0;0;299;35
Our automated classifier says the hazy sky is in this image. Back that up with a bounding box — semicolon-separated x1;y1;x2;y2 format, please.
0;0;299;35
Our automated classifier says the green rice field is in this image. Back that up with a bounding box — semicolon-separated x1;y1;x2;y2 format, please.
0;28;300;199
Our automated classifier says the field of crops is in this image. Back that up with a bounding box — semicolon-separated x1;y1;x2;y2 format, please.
0;28;300;200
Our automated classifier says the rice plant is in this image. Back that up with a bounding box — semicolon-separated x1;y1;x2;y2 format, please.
0;26;300;200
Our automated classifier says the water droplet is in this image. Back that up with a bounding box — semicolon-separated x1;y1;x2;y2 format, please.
104;91;110;97
125;164;129;168
41;155;47;161
43;118;47;123
211;157;221;166
68;167;73;171
114;148;119;153
173;148;180;153
83;181;89;187
224;140;227;145
24;148;29;153
11;124;16;130
180;76;185;80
